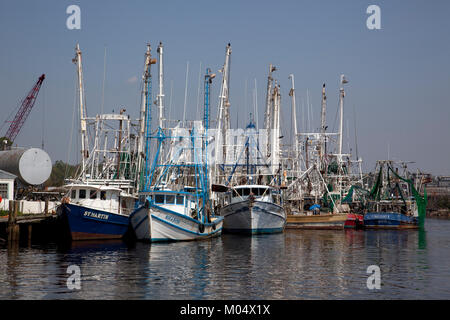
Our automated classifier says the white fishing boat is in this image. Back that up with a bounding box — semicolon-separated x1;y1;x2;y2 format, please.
130;45;222;241
130;188;223;242
58;44;140;240
220;185;286;234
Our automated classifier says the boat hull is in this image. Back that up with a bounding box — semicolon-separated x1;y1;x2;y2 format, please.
130;204;223;242
286;213;348;230
363;212;419;229
345;213;364;229
59;203;130;240
221;200;286;234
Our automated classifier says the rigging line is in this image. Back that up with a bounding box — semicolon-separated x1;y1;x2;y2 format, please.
65;75;78;179
182;61;189;126
101;46;107;115
169;80;174;123
196;61;202;121
331;99;339;136
353;104;359;161
41;82;46;149
306;89;310;133
0;96;21;134
244;78;248;128
254;78;258;129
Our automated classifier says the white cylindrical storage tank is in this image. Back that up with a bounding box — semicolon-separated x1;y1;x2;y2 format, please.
0;148;52;185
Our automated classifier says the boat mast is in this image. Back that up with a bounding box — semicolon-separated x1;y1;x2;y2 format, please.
320;83;327;162
271;82;281;176
204;68;215;209
215;43;232;182
157;42;165;129
338;74;348;198
288;74;298;167
264;64;276;158
137;44;155;190
338;74;348;156
72;44;89;180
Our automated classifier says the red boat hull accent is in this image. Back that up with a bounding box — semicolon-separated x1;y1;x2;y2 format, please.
345;213;364;229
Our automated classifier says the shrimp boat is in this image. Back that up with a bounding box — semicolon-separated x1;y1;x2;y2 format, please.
130;48;223;241
58;44;139;240
60;184;135;240
284;75;365;229
211;118;287;234
130;123;223;242
218;184;286;234
362;160;427;229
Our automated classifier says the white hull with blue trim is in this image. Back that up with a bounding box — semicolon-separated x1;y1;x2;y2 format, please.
130;191;223;242
221;200;285;234
219;185;286;234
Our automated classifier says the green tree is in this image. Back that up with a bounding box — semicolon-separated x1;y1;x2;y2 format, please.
44;160;80;187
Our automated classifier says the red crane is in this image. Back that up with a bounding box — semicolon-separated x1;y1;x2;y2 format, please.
4;74;45;144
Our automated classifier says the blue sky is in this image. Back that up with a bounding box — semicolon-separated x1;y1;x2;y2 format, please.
1;0;449;175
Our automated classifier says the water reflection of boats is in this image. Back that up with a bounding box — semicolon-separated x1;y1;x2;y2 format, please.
61;239;128;253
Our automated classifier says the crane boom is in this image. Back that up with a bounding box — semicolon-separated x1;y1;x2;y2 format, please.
4;74;45;143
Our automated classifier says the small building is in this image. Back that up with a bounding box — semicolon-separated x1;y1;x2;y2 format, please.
0;169;16;211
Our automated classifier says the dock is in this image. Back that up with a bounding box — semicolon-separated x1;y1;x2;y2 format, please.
0;200;60;244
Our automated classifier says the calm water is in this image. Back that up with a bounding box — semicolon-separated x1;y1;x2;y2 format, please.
1;218;449;300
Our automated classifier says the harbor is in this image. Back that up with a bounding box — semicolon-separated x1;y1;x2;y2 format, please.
1;0;450;303
0;42;434;243
1;219;449;299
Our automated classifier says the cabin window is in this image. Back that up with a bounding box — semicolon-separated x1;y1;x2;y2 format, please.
176;195;184;205
90;190;98;199
242;188;250;196
236;189;243;196
232;189;239;197
155;194;165;204
79;189;86;199
101;191;107;200
71;190;76;199
166;195;175;204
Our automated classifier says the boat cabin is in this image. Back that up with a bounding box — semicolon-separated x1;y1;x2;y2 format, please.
229;185;281;205
139;190;200;217
66;184;135;215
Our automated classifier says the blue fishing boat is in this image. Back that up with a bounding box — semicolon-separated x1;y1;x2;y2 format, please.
364;212;419;229
59;184;133;240
361;160;427;229
57;44;139;240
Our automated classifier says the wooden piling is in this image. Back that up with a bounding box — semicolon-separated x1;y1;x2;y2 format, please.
7;200;20;242
44;198;49;215
28;224;32;243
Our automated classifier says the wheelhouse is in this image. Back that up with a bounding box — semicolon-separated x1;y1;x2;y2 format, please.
229;185;281;205
66;184;135;215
